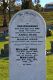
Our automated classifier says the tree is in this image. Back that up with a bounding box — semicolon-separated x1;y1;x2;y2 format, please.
34;3;42;12
8;0;15;20
21;0;33;9
3;0;8;27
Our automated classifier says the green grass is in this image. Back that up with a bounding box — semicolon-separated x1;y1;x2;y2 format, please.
0;58;9;80
47;55;53;80
41;12;53;25
0;41;8;49
46;36;53;50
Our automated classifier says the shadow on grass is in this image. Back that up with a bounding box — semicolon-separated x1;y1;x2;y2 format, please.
0;57;9;60
0;39;8;42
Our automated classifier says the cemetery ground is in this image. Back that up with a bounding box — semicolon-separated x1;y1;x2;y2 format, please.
0;11;53;80
0;58;9;80
0;35;53;80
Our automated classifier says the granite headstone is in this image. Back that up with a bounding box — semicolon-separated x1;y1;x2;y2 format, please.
9;9;46;80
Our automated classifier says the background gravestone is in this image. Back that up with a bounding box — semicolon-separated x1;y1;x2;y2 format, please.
51;41;53;53
9;9;46;80
4;44;9;57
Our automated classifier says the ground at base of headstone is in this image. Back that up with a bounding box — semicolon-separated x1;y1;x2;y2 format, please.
0;55;53;80
0;57;9;80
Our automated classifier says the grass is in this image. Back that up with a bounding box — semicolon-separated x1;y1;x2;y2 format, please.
46;36;53;50
46;55;53;80
0;41;8;49
0;58;9;80
41;12;53;25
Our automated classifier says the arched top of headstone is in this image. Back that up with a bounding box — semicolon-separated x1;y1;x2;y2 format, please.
9;9;46;27
9;9;46;37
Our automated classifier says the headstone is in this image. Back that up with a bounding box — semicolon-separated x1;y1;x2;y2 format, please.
1;49;4;57
0;33;5;41
51;41;53;53
4;44;9;57
9;9;46;80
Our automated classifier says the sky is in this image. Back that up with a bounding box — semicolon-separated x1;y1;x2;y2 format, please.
40;0;53;7
15;0;53;7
